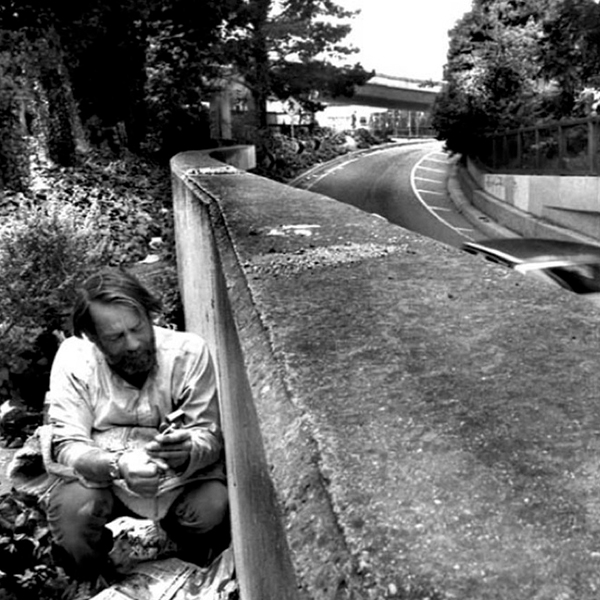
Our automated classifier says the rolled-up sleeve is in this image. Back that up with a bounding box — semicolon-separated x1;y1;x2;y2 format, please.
173;336;224;475
47;337;98;467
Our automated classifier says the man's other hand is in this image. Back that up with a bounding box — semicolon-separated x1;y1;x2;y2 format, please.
145;429;192;472
119;449;165;497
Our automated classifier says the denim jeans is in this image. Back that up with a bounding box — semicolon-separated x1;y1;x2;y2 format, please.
46;478;229;580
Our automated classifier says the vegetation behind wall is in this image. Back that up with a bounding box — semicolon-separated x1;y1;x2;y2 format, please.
432;0;600;156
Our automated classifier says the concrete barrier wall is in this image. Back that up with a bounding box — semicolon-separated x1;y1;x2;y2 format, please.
171;148;366;600
208;145;256;171
171;147;600;600
465;157;600;241
171;151;301;600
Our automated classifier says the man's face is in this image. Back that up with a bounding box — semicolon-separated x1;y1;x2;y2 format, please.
88;301;156;382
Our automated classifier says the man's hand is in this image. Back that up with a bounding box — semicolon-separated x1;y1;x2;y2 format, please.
145;429;192;472
118;449;166;497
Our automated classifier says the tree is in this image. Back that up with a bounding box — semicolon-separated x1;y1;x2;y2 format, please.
54;0;150;151
0;30;32;191
223;0;372;129
433;0;600;155
270;61;372;114
537;0;600;117
0;0;239;164
433;0;551;154
0;3;83;189
143;0;246;153
0;0;371;174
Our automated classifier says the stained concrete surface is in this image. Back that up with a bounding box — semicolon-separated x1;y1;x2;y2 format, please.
188;161;600;600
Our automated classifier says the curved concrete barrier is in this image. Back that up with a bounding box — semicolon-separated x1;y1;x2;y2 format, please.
171;148;600;600
458;157;600;244
208;145;256;171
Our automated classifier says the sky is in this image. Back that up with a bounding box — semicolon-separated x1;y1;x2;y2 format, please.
338;0;474;81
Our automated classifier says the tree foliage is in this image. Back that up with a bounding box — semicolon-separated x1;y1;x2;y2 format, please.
141;0;247;153
537;0;600;115
219;0;372;128
0;9;82;189
270;61;372;114
433;0;600;155
0;0;372;412
0;152;178;414
0;0;370;163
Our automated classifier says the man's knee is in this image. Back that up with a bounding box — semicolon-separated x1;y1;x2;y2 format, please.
46;480;115;578
47;480;114;524
168;479;229;533
196;480;229;528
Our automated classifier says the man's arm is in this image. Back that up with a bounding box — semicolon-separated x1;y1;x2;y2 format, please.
146;334;223;474
48;338;108;479
72;447;114;481
71;446;168;496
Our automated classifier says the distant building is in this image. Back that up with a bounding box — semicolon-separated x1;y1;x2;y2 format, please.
369;109;434;138
210;74;435;140
315;105;380;132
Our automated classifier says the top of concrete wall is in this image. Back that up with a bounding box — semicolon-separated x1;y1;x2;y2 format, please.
172;150;600;600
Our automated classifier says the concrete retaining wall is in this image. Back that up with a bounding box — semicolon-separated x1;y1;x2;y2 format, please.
171;147;600;600
171;151;302;600
465;158;600;242
171;149;364;600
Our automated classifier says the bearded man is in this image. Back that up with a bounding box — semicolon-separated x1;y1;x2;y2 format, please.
45;267;228;583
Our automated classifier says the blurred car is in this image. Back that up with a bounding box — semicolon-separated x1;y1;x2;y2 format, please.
462;237;600;295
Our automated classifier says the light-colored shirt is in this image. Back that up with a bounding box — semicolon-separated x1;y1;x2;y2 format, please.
47;326;225;518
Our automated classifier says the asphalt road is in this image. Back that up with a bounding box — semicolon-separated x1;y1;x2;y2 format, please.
292;141;484;249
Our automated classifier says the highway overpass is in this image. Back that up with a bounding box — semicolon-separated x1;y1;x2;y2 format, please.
211;73;442;138
324;73;441;111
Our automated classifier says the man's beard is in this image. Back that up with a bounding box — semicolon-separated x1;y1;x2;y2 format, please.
115;347;156;377
106;344;157;383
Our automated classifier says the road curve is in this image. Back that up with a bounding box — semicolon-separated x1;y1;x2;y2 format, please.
292;142;482;248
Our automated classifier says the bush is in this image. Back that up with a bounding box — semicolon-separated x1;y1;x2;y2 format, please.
0;490;71;600
0;199;113;412
0;154;183;599
250;127;388;183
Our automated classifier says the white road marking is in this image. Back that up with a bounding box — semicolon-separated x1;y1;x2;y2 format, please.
416;189;445;196
411;150;474;240
414;176;443;184
301;157;360;189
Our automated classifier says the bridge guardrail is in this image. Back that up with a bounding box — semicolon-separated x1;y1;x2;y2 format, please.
479;116;600;175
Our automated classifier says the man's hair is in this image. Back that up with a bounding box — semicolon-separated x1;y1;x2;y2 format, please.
72;267;162;338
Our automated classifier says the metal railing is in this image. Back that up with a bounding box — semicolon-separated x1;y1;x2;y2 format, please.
479;116;600;175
